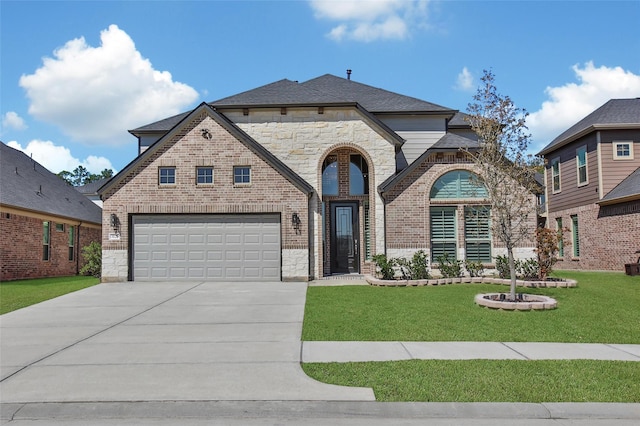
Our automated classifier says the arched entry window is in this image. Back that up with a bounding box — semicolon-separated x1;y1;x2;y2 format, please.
350;154;369;195
429;170;492;263
322;155;338;195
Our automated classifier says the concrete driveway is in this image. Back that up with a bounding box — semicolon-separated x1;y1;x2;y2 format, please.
0;281;374;403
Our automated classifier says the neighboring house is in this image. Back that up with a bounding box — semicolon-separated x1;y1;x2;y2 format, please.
99;74;537;282
76;178;110;207
538;98;640;271
0;142;102;280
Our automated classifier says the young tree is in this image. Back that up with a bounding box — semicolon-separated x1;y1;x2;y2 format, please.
57;166;114;186
465;70;538;301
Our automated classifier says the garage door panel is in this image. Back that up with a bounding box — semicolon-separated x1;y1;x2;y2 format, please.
133;214;281;281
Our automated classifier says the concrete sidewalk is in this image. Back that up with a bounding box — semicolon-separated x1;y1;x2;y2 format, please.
302;341;640;362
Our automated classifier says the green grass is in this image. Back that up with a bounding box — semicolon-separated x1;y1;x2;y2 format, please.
302;360;640;402
0;276;99;314
302;271;640;343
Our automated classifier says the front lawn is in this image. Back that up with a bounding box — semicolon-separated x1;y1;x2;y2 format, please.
302;359;640;402
0;276;99;314
302;271;640;343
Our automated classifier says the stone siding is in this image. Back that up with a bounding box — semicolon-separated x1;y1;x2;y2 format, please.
228;108;397;278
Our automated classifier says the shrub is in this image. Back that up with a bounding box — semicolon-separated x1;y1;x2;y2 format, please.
79;241;102;278
535;227;560;280
396;250;431;280
494;255;511;279
372;254;396;280
464;260;485;277
437;253;462;278
519;258;540;280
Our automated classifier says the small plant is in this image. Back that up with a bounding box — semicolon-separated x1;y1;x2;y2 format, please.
464;260;485;277
79;241;102;278
436;253;462;278
372;254;396;280
519;258;540;280
396;250;431;280
535;227;560;280
494;255;511;279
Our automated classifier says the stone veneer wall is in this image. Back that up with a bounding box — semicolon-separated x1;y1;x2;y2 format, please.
101;112;310;282
227;108;397;278
550;200;640;271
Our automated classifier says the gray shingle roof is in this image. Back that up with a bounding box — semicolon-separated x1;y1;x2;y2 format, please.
538;98;640;155
599;167;640;204
431;133;480;150
0;142;102;224
75;178;110;195
131;74;457;134
302;74;455;114
213;78;349;107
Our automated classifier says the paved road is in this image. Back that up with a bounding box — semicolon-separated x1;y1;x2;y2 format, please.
1;281;638;424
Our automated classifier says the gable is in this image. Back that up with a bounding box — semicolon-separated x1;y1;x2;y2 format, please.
100;103;313;201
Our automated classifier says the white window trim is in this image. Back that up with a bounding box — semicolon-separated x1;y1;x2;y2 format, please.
613;141;634;160
576;145;588;187
158;167;176;186
196;166;214;185
551;157;561;194
233;166;251;186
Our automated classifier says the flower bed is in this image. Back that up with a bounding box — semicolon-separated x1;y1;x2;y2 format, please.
365;275;577;288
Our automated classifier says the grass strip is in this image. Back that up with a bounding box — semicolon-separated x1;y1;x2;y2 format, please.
1;276;99;314
303;359;640;402
303;271;640;343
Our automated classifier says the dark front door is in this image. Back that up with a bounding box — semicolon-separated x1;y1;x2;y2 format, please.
330;202;359;274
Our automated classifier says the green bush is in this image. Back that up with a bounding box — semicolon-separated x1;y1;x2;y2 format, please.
372;254;396;280
494;255;511;279
396;250;431;280
79;241;102;278
494;255;540;279
437;253;462;278
464;260;485;277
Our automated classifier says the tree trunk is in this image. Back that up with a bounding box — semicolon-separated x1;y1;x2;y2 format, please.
507;246;517;301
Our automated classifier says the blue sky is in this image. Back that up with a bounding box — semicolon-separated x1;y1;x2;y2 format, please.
2;0;639;174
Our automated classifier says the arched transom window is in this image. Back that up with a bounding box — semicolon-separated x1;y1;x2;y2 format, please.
430;170;488;199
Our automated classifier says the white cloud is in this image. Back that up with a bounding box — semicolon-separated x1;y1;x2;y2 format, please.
454;67;474;91
528;62;640;150
7;140;114;174
1;111;27;132
310;0;429;42
19;24;199;146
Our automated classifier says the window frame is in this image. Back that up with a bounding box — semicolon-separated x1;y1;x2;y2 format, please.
556;217;564;258
68;225;75;261
196;166;214;185
233;166;251;185
551;157;561;193
55;223;65;232
464;206;492;263
571;215;580;258
613;141;634;160
43;221;50;261
158;167;176;186
430;206;458;262
576;146;588;186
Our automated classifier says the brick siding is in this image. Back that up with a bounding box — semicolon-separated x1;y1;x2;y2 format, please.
552;199;640;271
101;111;309;280
0;212;101;281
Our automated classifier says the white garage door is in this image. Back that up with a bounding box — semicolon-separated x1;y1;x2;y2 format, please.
133;214;281;281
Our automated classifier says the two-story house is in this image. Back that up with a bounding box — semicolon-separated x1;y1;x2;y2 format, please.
538;98;640;271
98;73;538;282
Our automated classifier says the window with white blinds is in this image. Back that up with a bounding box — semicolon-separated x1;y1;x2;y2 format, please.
430;207;457;260
464;206;491;262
